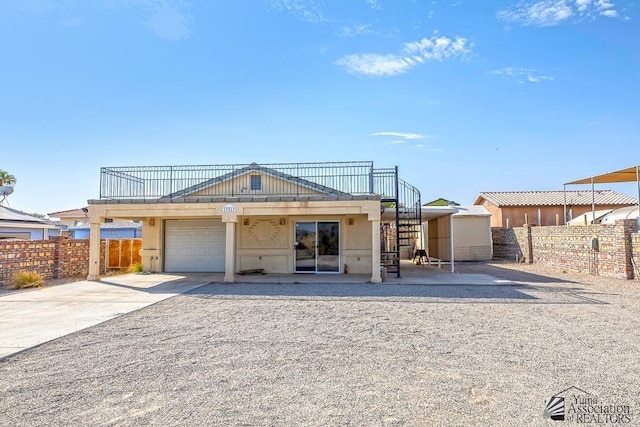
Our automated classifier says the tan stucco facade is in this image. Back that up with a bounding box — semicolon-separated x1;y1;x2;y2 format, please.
86;199;382;283
481;202;631;227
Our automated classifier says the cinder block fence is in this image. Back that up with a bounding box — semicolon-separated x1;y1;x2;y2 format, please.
0;237;140;287
492;219;640;280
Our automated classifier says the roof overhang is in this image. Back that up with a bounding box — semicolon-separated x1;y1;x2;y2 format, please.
565;165;640;185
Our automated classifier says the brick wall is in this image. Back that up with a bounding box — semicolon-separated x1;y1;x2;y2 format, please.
0;238;109;287
492;219;639;279
491;227;528;261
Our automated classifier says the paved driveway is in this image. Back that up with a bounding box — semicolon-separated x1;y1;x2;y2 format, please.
1;267;639;426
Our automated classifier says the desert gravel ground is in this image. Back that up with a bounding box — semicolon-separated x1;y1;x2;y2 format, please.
1;262;640;426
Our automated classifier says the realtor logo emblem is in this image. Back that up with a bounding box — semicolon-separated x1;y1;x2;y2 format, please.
544;395;566;421
543;386;632;424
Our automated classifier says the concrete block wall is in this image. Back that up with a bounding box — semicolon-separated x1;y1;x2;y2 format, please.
0;238;107;287
492;219;639;280
491;227;527;261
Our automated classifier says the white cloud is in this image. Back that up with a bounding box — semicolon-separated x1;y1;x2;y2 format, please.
497;0;623;26
337;35;471;77
371;132;430;140
339;23;375;37
576;0;591;12
365;0;382;10
491;67;555;83
268;0;324;23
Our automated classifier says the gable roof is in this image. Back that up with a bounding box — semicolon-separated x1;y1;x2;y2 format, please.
48;207;89;217
0;206;58;228
164;162;348;199
423;198;460;206
474;190;638;207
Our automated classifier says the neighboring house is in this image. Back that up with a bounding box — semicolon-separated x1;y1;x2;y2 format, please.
47;207;89;229
473;190;638;227
86;161;422;283
70;221;142;239
48;207;133;229
423;198;460;207
0;205;60;240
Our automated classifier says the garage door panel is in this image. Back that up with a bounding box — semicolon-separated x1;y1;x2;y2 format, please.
165;220;225;272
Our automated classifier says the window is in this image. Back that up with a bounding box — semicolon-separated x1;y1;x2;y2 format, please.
104;218;113;223
250;175;262;191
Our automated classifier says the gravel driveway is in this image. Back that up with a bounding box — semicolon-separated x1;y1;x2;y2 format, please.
1;262;639;426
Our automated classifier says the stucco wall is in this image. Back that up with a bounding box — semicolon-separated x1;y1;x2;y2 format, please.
453;216;492;261
488;203;633;227
0;227;59;240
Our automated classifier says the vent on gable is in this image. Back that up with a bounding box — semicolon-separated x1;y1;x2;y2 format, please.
250;175;262;191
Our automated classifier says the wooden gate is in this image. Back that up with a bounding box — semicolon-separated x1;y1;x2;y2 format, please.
106;238;142;269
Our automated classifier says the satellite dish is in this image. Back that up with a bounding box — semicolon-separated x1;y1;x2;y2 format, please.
0;185;13;206
0;186;14;196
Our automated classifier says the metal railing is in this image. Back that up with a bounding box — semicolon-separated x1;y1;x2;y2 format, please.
99;161;418;201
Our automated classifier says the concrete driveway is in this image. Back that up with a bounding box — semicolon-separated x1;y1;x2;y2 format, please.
0;273;217;359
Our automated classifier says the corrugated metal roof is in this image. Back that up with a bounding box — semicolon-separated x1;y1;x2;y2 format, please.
453;205;491;217
475;190;638;207
0;205;49;223
47;207;89;217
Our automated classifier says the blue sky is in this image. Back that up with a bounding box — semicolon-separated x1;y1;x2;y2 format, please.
2;0;638;215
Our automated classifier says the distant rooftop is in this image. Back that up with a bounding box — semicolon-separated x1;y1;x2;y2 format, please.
474;190;638;207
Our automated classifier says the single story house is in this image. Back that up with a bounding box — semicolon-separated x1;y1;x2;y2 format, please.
0;205;60;240
70;221;142;239
474;190;638;227
86;161;422;283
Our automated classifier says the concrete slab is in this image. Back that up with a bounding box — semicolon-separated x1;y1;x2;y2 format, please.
0;273;217;360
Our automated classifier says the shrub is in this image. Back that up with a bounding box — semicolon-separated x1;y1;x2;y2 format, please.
132;263;144;273
11;271;44;289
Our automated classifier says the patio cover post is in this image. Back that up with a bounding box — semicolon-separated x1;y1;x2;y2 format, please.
563;184;567;225
591;178;595;225
371;219;382;283
637;166;640;225
449;214;455;273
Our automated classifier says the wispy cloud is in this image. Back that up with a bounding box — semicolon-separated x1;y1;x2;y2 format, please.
490;67;555;83
268;0;324;23
497;0;624;26
339;23;375;37
337;34;471;77
365;0;382;10
372;132;441;151
371;131;431;140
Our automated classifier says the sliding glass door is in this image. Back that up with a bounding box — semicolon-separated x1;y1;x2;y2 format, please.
295;221;340;273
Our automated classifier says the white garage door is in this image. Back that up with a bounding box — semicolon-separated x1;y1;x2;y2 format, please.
165;220;225;272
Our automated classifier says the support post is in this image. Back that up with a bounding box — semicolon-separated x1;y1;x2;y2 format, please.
223;220;237;282
87;222;101;281
371;219;382;283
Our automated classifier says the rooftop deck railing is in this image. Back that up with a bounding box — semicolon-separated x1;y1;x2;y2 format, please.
99;161;418;204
